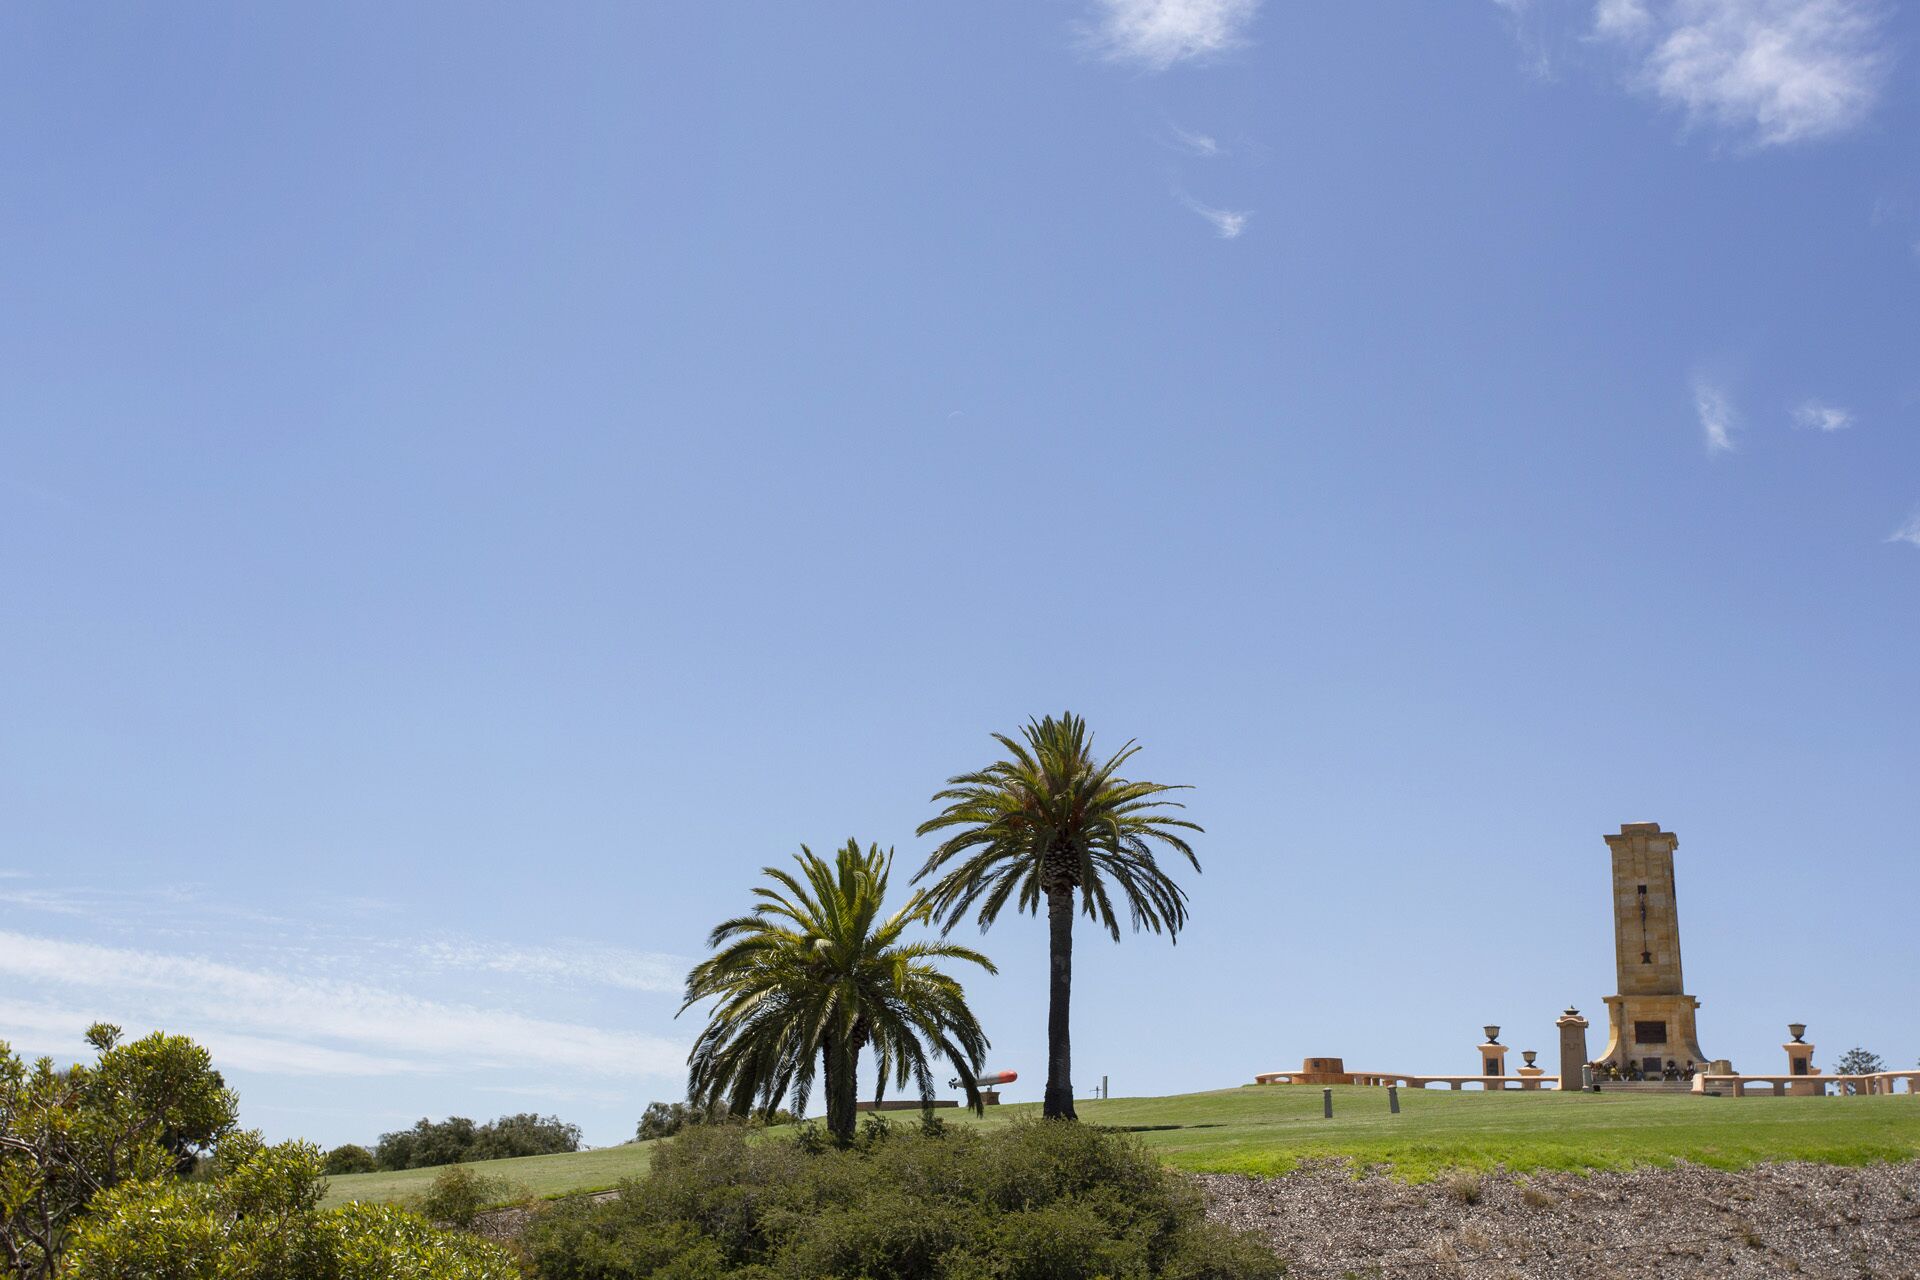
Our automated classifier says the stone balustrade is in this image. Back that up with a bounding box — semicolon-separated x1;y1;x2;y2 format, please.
1694;1070;1920;1098
1253;1071;1559;1091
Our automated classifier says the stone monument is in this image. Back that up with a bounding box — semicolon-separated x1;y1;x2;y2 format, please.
1555;1007;1590;1091
1597;823;1707;1074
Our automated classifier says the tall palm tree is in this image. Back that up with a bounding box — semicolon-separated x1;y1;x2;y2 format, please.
680;839;995;1144
914;713;1200;1121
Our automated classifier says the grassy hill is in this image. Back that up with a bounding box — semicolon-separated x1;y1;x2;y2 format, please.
320;1084;1920;1207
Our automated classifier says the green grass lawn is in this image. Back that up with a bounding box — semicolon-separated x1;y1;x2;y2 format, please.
320;1084;1920;1207
321;1141;659;1207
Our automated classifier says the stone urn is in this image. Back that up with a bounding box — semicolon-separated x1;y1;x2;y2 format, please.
1788;1023;1807;1043
1483;1026;1501;1044
1522;1050;1538;1068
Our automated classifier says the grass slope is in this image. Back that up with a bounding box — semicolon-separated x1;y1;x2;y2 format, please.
321;1141;657;1207
320;1084;1920;1207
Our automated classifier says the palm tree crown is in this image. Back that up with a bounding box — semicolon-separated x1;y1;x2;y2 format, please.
680;839;995;1143
913;712;1200;1119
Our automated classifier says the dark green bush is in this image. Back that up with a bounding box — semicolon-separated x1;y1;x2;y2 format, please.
375;1112;582;1170
523;1119;1283;1279
417;1164;519;1229
634;1101;795;1143
633;1101;724;1143
321;1143;377;1175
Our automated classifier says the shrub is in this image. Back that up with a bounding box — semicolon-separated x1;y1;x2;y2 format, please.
634;1101;716;1143
1;1022;237;1275
473;1112;585;1162
63;1132;516;1279
417;1165;518;1229
376;1112;582;1170
524;1119;1284;1279
321;1143;378;1175
634;1100;794;1143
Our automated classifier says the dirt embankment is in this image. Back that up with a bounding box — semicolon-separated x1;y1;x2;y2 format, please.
1199;1161;1920;1279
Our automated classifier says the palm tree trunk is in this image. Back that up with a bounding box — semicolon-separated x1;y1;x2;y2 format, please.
1044;885;1077;1120
823;1037;858;1145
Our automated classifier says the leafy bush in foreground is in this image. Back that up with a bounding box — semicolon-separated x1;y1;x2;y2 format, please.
63;1132;515;1280
1;1023;237;1277
524;1118;1283;1279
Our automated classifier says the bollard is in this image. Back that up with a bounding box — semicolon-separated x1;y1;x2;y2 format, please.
1322;1088;1333;1119
1388;1085;1400;1115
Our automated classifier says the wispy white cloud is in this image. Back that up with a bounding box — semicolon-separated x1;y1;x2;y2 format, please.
1888;514;1920;548
1165;124;1224;157
1490;0;1559;79
1179;194;1250;238
1594;0;1656;38
1593;0;1889;147
1084;0;1261;70
0;999;427;1077
0;880;304;937
476;1083;633;1106
1793;400;1852;431
0;930;685;1080
1693;377;1738;453
0;887;100;917
417;940;683;995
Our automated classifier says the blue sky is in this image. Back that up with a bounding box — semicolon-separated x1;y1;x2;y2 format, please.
2;0;1916;1148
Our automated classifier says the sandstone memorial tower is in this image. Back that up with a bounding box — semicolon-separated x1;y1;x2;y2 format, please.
1598;822;1707;1073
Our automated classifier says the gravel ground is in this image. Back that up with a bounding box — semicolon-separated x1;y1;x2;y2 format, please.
1199;1161;1920;1279
469;1189;617;1243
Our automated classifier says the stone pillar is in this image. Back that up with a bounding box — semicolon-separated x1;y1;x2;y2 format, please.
1783;1024;1818;1097
1556;1007;1590;1092
1478;1026;1508;1088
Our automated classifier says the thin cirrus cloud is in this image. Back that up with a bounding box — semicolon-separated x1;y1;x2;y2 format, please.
1692;377;1738;453
1165;124;1224;157
0;930;687;1080
1083;0;1261;70
1489;0;1557;79
416;939;683;994
1793;400;1853;431
0;996;428;1078
1591;0;1890;147
1179;194;1250;238
1888;514;1920;548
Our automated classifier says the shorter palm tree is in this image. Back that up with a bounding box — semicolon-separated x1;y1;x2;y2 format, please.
680;839;995;1144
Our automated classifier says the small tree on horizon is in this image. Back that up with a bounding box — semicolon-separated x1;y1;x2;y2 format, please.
1832;1047;1884;1093
914;712;1201;1122
1833;1047;1883;1075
